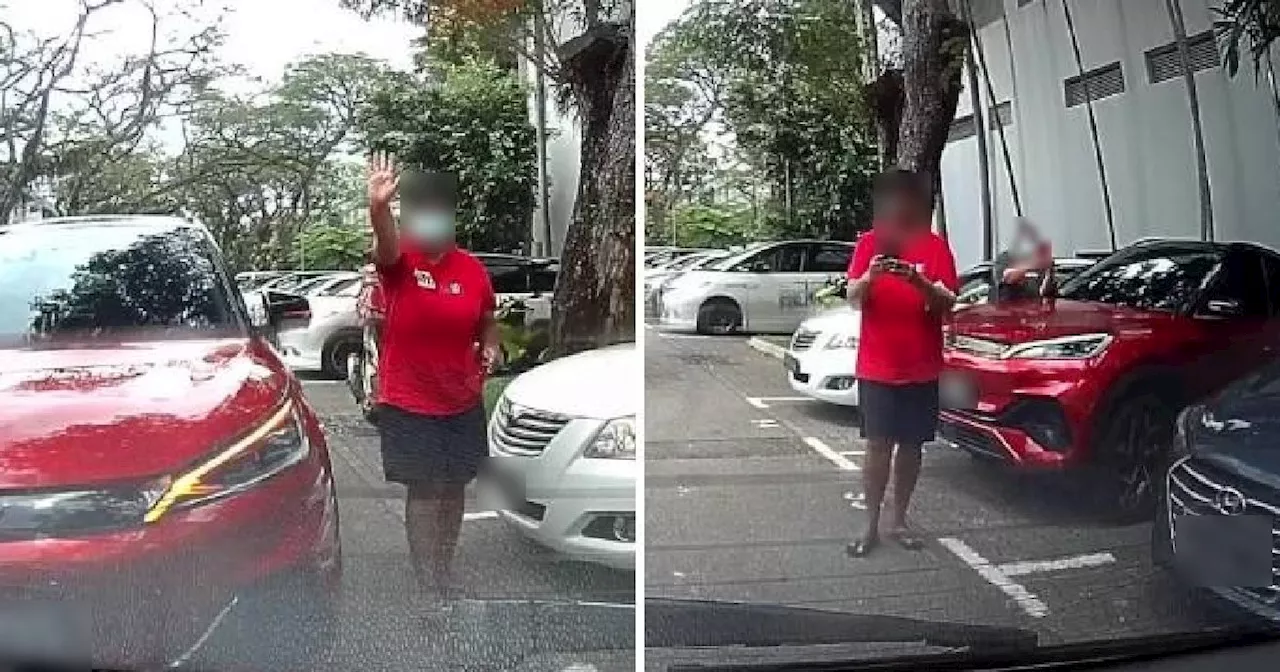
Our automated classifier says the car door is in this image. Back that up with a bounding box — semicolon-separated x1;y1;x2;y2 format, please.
804;242;854;308
761;243;811;332
1187;247;1276;396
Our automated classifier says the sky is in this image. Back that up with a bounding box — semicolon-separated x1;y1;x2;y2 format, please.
637;0;692;50
4;0;419;89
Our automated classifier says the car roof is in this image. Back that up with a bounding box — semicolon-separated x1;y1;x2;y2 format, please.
2;214;199;233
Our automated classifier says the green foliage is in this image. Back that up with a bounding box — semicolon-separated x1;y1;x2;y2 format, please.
293;222;371;271
361;58;537;254
646;0;879;243
668;203;757;248
1215;0;1280;77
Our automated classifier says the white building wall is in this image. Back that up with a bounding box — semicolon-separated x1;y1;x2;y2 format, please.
940;0;1280;271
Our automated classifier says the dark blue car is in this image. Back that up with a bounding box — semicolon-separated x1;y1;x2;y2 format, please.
1154;358;1280;622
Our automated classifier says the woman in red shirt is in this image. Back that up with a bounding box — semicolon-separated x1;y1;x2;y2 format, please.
845;169;958;557
366;152;500;602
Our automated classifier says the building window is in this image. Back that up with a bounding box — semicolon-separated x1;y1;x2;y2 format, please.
1064;62;1125;107
1145;30;1220;84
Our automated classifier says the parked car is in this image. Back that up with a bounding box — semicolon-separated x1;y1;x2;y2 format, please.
487;343;637;570
938;239;1280;515
277;282;362;379
258;270;338;293
293;271;360;296
657;240;854;335
0;215;341;669
1152;358;1280;622
235;270;287;292
644;250;730;320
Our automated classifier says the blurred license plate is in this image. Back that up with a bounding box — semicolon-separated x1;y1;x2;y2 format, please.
0;600;87;665
940;373;977;410
784;354;800;376
1174;514;1273;587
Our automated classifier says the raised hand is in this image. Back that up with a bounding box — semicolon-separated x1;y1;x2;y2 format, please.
367;151;399;208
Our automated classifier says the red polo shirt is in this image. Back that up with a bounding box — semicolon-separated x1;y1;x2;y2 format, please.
376;245;496;416
847;229;958;384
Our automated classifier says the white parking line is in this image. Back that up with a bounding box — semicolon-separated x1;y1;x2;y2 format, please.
838;449;865;458
939;537;1049;618
998;552;1116;577
803;437;859;471
744;396;812;409
752;419;780;429
464;511;499;521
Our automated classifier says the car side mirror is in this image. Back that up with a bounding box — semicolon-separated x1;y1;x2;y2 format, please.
265;291;311;326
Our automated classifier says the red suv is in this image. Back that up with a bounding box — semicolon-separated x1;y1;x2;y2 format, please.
0;216;342;668
940;240;1280;515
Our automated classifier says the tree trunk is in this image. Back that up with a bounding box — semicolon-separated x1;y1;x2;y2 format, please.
548;23;635;358
895;0;967;217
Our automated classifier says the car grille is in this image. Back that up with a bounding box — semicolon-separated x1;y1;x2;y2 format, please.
1168;457;1280;606
939;418;1008;461
491;398;571;455
791;329;819;351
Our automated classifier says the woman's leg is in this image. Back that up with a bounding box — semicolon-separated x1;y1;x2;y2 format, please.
430;482;467;594
404;482;438;589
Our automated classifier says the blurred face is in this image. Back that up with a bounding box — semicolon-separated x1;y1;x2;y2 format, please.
873;190;929;249
401;196;457;250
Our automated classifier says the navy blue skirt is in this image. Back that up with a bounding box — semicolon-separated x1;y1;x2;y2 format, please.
375;403;488;485
857;379;940;445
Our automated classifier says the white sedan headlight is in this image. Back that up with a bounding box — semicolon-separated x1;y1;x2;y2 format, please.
824;332;859;350
1004;333;1112;360
585;417;635;459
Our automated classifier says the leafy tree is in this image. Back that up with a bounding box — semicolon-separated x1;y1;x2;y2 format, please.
649;0;879;242
343;0;636;358
1216;0;1280;76
293;221;371;270
361;58;537;255
668;203;756;248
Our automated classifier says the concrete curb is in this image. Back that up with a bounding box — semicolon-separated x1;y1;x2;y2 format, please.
747;336;787;360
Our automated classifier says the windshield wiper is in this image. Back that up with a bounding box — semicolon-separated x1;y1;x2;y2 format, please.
646;599;1037;655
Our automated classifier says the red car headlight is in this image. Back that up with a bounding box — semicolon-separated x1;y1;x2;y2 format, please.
144;400;310;523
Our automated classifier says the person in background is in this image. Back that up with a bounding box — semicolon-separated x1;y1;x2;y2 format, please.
844;169;959;557
365;152;501;605
991;218;1054;302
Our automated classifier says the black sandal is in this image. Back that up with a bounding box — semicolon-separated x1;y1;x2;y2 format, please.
845;536;879;558
888;529;924;551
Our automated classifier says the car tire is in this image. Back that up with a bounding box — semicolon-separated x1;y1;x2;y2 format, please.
321;331;362;380
696;298;742;335
1094;392;1177;523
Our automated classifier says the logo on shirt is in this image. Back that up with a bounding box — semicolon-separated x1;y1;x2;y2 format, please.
414;270;436;290
448;280;463;295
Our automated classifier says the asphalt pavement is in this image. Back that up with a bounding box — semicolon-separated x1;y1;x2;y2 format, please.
197;378;635;671
644;327;1240;652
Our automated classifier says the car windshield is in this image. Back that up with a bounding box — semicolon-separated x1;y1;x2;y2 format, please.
0;222;242;347
1057;245;1223;312
291;275;337;294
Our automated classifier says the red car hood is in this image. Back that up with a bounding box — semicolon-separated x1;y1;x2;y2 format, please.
0;338;290;489
949;299;1178;343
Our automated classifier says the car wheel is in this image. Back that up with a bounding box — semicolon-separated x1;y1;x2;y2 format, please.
322;334;361;380
696;298;742;335
1096;392;1176;522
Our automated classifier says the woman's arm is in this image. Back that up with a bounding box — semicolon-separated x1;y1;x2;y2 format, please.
367;152;400;266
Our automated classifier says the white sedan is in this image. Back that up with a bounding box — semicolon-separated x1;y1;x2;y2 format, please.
487;343;636;570
784;305;861;406
657;240;854;335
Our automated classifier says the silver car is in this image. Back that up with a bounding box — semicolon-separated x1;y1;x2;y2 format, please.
656;239;854;334
277;280;361;378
